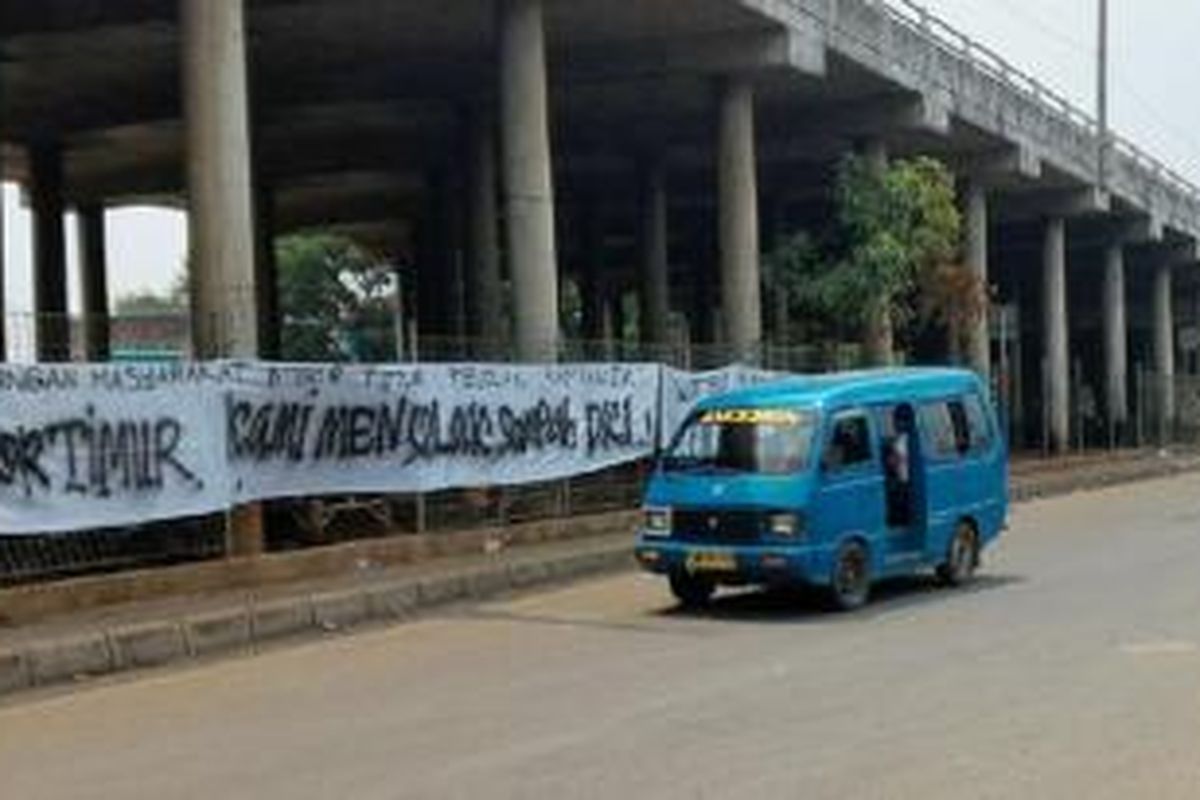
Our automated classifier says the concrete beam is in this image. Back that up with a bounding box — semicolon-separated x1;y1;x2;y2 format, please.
775;93;951;138
996;187;1110;223
23;26;815;141
1110;214;1165;246
948;144;1043;186
565;29;825;81
0;1;174;36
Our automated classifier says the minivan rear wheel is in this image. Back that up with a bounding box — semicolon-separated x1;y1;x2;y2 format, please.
669;572;716;609
937;522;979;587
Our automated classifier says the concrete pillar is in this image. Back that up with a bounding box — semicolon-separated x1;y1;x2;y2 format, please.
78;205;111;362
498;0;559;361
1042;217;1070;453
415;185;444;350
717;77;762;361
1101;243;1128;428
579;200;608;351
860;139;893;366
689;222;718;354
599;293;616;360
182;0;262;558
467;110;505;348
965;181;991;379
253;184;281;360
766;194;791;353
611;288;627;357
30;142;69;363
1154;260;1176;429
416;171;466;354
639;157;671;350
182;0;259;360
448;186;468;346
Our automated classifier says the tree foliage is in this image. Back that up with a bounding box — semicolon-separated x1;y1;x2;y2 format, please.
277;233;397;362
764;154;983;351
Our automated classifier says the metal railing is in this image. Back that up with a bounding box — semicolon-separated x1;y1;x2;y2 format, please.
784;0;1200;211
885;0;1200;202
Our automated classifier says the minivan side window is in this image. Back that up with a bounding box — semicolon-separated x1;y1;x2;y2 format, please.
824;412;873;471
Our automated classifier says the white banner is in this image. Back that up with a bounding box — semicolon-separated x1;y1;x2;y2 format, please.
0;363;239;534
222;362;661;502
0;361;666;535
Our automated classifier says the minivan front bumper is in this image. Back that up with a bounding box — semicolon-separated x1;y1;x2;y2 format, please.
635;535;834;587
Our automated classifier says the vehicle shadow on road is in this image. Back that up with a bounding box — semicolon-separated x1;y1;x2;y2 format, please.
661;574;1025;625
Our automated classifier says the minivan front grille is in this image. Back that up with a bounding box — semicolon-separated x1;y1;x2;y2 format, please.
672;509;764;544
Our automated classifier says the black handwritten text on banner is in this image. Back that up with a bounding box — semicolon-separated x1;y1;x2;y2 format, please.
0;362;673;534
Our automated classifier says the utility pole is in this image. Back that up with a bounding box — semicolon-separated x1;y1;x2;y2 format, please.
1097;0;1110;187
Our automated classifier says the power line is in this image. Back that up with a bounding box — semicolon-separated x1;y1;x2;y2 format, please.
947;0;1200;180
990;0;1094;55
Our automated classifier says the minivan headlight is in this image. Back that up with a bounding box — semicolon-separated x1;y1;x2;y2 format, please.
643;507;673;537
767;512;804;539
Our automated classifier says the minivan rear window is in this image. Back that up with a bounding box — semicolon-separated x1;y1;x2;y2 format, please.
921;395;992;457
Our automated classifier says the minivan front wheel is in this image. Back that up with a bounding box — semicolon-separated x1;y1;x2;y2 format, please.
828;540;871;612
670;572;716;609
937;522;979;587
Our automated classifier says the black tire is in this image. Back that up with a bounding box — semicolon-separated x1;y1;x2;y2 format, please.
936;522;979;587
828;540;872;612
670;572;717;609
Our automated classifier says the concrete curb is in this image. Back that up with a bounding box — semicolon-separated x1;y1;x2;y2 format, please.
1010;456;1200;503
1;458;1196;701
0;544;635;700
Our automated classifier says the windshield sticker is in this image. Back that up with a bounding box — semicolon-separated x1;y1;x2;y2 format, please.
699;409;805;426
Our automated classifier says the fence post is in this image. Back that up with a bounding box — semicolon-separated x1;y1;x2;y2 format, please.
558;479;572;518
226;504;265;557
414;493;428;534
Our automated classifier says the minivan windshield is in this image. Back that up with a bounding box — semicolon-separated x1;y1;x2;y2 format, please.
662;407;818;475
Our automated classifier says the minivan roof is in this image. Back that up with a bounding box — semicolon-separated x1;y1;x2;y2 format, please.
698;368;985;412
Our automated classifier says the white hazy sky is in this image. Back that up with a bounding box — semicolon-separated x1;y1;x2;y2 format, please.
3;0;1200;315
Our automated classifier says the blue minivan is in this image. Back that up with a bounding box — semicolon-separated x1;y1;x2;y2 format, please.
635;368;1008;611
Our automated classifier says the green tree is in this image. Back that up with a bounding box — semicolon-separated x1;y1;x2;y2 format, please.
764;154;979;364
276;233;397;362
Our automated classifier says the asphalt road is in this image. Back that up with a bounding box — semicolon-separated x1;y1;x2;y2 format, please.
4;475;1200;799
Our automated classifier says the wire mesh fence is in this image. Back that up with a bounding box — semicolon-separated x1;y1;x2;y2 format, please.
0;517;225;588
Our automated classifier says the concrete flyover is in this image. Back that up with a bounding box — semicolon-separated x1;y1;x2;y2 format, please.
1;0;1199;453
